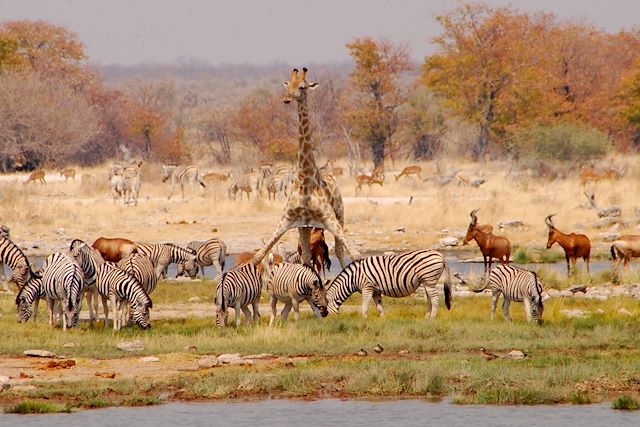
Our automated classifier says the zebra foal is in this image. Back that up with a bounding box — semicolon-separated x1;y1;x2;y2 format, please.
69;239;105;321
96;262;152;330
265;261;328;326
214;262;262;327
326;250;452;318
471;264;544;324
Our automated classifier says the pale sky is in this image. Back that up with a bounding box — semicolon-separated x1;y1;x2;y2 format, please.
0;0;638;66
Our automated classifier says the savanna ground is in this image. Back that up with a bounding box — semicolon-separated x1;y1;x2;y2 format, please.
1;156;640;412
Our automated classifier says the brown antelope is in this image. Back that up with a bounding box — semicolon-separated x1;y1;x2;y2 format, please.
203;172;231;183
545;214;591;277
463;209;511;276
395;165;422;182
296;227;332;277
610;235;640;271
92;237;137;263
322;160;344;178
355;174;384;194
579;167;623;186
24;170;46;185
59;168;76;182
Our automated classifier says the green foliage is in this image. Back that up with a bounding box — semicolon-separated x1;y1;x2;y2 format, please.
514;124;611;162
513;247;533;264
5;400;73;414
612;395;640;410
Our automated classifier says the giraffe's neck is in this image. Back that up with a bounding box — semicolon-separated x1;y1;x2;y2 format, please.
296;96;317;189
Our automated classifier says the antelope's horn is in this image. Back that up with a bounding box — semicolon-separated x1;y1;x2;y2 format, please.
470;209;479;225
545;214;555;228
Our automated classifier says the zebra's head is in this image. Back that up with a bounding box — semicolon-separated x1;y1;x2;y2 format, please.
10;262;32;289
214;301;227;327
312;286;329;318
530;295;544;324
176;262;199;279
131;301;152;329
161;164;175;182
325;280;341;315
15;293;33;323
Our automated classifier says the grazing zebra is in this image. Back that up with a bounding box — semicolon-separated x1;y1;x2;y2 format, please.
1;236;38;291
214;262;262;327
161;164;206;200
326;250;452;318
471;264;544;324
135;242;197;279
117;253;158;295
177;238;227;279
69;239;105;321
265;262;328;326
1;226;11;286
14;264;45;323
96;262;152;330
41;252;84;330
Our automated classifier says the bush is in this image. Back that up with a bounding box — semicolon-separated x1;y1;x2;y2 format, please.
514;124;611;163
612;395;640;410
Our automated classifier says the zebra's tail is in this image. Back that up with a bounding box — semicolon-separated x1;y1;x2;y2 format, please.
443;262;452;310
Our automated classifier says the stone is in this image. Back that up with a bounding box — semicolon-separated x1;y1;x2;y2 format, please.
398;350;410;355
438;237;459;247
188;296;201;303
117;340;144;352
229;358;255;366
618;308;632;316
601;233;619;242
598;207;621;218
507;350;526;360
217;353;242;364
561;309;589;318
23;349;55;358
0;375;9;384
11;385;37;392
198;355;220;369
497;220;524;229
63;342;75;348
140;356;160;363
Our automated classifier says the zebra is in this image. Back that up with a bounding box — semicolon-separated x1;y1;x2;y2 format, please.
265;261;328;326
96;262;152;330
1;236;38;292
161;164;206;200
177;238;227;279
14;264;45;323
471;264;544;324
227;171;262;200
41;252;84;330
1;226;11;286
264;166;293;200
117;253;158;295
214;262;262;327
135;242;197;279
69;239;105;321
326;250;452;319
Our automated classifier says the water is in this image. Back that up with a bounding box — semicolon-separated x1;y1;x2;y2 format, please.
1;400;636;426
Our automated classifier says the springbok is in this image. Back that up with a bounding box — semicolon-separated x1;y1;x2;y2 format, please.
24;170;46;185
544;215;591;277
463;209;511;276
355;174;384;194
579;166;624;186
610;235;640;271
395;165;422;182
59;168;76;182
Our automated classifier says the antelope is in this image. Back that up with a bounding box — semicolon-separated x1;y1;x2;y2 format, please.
24;170;46;185
92;237;137;263
59;168;76;182
395;165;422;182
355;174;384;194
579;167;623;186
321;160;344;178
463;209;511;276
202;172;231;183
610;235;640;271
545;214;591;277
296;227;332;277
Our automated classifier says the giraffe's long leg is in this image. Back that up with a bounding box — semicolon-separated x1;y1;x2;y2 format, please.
321;212;361;263
299;227;312;267
253;218;294;265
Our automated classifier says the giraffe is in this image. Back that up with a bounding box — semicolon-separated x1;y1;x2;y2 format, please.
253;68;361;268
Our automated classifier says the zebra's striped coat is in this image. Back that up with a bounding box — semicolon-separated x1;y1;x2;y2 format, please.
96;262;152;330
117;253;158;295
326;250;452;318
265;262;328;325
41;252;84;330
214;262;262;327
161;164;206;200
14;266;45;323
69;239;105;321
1;236;37;290
178;238;226;279
135;242;196;279
473;264;544;324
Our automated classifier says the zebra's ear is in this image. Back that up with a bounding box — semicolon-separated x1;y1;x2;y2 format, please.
323;279;331;288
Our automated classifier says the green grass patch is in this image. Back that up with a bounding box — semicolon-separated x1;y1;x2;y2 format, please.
4;400;73;414
612;395;640;410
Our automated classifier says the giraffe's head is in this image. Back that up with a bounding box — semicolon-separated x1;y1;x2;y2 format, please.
283;67;318;104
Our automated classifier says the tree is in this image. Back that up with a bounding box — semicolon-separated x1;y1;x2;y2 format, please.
191;106;233;164
344;37;412;169
397;86;447;160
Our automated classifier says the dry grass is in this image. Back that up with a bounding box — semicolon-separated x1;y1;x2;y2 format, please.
0;156;638;259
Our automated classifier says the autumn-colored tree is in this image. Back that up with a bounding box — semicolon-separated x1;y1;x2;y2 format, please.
396;86;447;160
344;37;412;169
190;106;233;164
422;4;552;160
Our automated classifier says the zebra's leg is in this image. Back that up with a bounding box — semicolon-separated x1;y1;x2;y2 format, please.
322;214;361;264
424;285;439;319
111;295;119;331
240;304;252;326
291;298;300;322
280;301;292;322
92;287;100;321
269;296;278;326
361;286;374;317
101;295;109;328
490;290;500;320
502;297;511;322
252;299;260;323
33;298;40;323
522;298;532;322
373;289;385;316
46;298;55;327
307;296;323;318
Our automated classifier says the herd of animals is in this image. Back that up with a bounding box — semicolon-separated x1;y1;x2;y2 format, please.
5;67;639;334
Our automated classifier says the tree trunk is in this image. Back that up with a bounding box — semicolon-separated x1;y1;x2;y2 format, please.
371;136;386;170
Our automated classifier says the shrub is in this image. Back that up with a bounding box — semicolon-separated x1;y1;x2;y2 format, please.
612;395;640;410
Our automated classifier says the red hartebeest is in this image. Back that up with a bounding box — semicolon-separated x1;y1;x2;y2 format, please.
463;209;511;276
545;214;591;277
610;235;640;271
92;237;137;262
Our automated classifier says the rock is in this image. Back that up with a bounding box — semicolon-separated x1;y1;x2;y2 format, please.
438;237;459;247
568;285;587;294
470;178;486;187
0;375;9;384
198;355;220;369
188;296;201;303
561;309;589;318
601;232;619;242
594;309;605;315
23;349;55;358
218;353;242;364
158;391;173;401
117;340;144;352
593;217;621;229
244;353;275;359
498;220;524;229
507;350;526;360
63;342;75;348
140;356;160;363
11;385;37;392
229;358;254;366
618;308;632;316
383;251;395;256
598;207;621;218
398;349;410;355
95;372;116;379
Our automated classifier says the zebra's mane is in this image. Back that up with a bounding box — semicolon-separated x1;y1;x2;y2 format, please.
69;239;86;251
